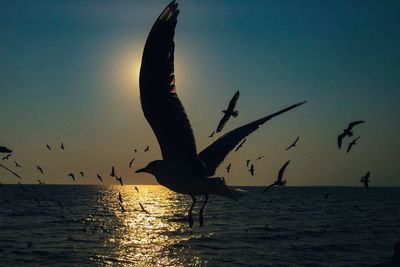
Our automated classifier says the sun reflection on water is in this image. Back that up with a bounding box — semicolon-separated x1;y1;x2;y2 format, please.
92;185;209;266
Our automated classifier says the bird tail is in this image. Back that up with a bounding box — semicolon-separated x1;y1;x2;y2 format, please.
232;110;239;117
209;177;238;201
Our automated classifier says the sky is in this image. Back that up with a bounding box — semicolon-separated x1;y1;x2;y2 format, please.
0;0;399;186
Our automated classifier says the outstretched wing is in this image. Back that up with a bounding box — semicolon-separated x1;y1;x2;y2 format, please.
216;113;230;133
0;146;12;153
348;120;365;130
337;132;346;149
198;101;307;176
277;160;290;182
227;91;240;112
139;1;204;173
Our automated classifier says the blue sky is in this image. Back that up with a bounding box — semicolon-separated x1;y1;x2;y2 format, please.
1;0;399;186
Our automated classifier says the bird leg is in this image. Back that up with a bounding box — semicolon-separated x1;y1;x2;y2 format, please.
188;195;196;228
199;195;209;227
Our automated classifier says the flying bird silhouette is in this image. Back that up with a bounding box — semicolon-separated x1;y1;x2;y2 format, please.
110;166;115;177
118;192;123;203
0;146;12;153
261;160;290;194
337;120;365;149
129;158;135;168
60;143;65;150
119;202;126;213
80;171;84;177
68;173;75;181
36;179;43;185
139;202;149;213
144;146;150;152
208;131;215;138
2;154;11;160
246;159;251;167
46;144;51;150
256;156;264;161
96;174;103;182
136;1;306;228
135;186;139;193
360;171;370;189
226;163;231;173
286;136;300;150
248;164;255;176
235;139;246;152
346;136;360;153
134;149;138;153
115;176;123;186
36;165;44;175
15;161;21;168
216;90;240;133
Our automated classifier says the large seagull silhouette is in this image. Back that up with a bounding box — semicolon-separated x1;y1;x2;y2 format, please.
135;0;306;228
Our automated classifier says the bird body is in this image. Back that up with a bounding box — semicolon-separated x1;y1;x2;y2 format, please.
337;120;365;149
216;91;240;132
68;173;75;181
360;171;370;189
60;143;65;150
2;154;11;160
15;161;21;168
346;136;360;153
36;165;44;174
137;1;306;227
96;174;103;182
46;144;51;150
261;160;290;194
110;167;115;177
80;171;84;177
286;136;300;150
226;163;231;173
249;164;255;176
129;158;135;168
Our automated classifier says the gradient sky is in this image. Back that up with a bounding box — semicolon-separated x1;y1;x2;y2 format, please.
1;0;399;186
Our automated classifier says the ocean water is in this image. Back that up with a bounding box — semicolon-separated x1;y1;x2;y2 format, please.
0;185;399;266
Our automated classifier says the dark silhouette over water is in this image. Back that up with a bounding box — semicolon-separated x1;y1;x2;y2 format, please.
2;154;11;160
46;144;51;151
96;174;103;182
36;165;44;175
249;164;255;176
136;0;306;228
226;163;231;173
14;161;21;168
337;120;365;149
60;143;65;150
286;136;300;150
110;167;115;177
216;90;240;133
68;173;75;181
360;171;371;189
144;146;149;152
261;160;290;194
208;131;215;138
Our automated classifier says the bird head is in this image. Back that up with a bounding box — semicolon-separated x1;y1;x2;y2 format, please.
135;160;163;176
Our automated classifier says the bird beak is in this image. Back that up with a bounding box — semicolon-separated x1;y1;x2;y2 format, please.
135;167;147;174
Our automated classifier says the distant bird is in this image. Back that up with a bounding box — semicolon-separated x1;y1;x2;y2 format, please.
235;139;247;152
68;173;75;181
135;1;306;228
337;120;365;149
0;146;12;153
248;164;255;176
110;166;115;177
96;174;103;182
2;154;11;160
346;136;360;153
15;161;21;168
129;158;135;168
46;144;51;150
208;131;215;138
80;171;84;177
246;159;251;167
0;164;22;179
115;176;123;186
360;171;370;189
134;149;138;153
226;163;231;173
139;202;149;213
135;186;139;193
144;146;149;152
118;192;123;203
256;156;264;161
36;179;43;185
324;193;331;200
216;90;240;133
119;202;126;213
36;165;44;175
286;136;300;150
18;182;29;192
261;160;290;194
60;143;65;150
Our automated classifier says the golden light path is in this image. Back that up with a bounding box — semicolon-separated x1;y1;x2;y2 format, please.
90;185;211;266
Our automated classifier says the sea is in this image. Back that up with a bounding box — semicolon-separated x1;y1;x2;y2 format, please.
0;185;399;266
